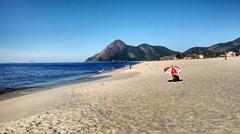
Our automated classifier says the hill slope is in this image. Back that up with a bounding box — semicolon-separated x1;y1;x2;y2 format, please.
86;40;180;61
183;37;240;56
87;37;240;61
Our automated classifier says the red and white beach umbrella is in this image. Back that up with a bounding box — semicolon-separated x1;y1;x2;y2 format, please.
164;65;182;76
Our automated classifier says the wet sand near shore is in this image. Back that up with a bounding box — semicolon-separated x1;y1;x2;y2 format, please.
0;57;240;133
0;75;112;101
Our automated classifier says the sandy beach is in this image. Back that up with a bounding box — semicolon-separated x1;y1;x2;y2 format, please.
0;57;240;133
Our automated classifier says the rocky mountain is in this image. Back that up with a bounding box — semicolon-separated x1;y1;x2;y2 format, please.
86;40;180;61
86;37;240;61
183;37;240;57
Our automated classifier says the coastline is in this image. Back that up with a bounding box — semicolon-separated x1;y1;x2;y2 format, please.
0;65;135;122
0;62;137;101
1;57;240;133
0;74;111;101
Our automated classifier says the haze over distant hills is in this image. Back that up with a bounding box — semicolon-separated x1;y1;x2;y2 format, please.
86;37;240;61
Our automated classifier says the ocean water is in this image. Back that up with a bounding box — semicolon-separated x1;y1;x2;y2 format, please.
0;62;136;95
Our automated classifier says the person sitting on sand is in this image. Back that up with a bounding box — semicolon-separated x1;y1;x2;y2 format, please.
172;74;180;81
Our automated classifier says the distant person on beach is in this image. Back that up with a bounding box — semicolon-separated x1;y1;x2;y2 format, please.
225;53;227;60
129;64;132;69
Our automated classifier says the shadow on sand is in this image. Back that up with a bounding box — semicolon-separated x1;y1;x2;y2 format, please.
168;79;183;82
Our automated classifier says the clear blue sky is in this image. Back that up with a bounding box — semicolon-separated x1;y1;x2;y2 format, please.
1;0;240;62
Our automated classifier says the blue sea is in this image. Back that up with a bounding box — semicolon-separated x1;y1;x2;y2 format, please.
0;62;136;97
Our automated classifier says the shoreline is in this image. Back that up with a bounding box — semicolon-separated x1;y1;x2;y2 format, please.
0;62;137;101
0;74;111;101
0;65;136;122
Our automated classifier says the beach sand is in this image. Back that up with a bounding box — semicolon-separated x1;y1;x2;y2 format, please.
0;57;240;133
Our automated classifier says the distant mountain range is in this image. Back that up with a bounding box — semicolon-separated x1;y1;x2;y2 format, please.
183;37;240;57
86;37;240;61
